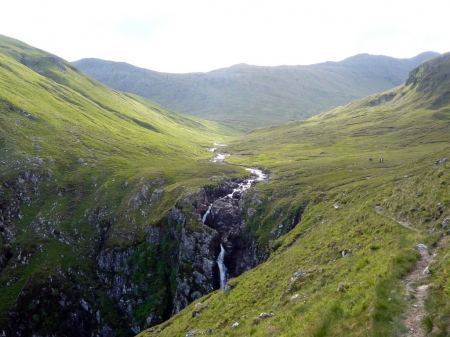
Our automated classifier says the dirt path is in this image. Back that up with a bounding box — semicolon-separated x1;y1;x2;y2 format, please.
401;244;432;336
374;205;438;336
374;205;419;232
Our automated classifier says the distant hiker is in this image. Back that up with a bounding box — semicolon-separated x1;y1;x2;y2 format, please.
380;158;384;163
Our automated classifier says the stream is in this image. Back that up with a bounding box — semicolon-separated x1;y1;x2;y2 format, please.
207;142;269;196
205;143;269;288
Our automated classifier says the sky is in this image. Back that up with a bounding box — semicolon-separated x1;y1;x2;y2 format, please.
1;0;449;73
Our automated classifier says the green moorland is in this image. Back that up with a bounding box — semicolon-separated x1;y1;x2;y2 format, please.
0;35;247;333
138;54;450;336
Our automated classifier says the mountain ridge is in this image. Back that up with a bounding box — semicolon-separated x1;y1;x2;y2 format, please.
73;52;439;131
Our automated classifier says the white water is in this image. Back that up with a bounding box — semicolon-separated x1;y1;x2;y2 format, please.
210;153;231;163
209;146;269;198
202;204;212;223
225;167;269;198
208;143;269;289
217;244;228;288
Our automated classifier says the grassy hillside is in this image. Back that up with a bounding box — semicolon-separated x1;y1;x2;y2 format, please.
0;35;246;335
138;53;450;337
73;52;438;131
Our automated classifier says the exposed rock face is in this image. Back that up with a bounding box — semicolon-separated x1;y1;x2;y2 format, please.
0;169;45;272
169;180;268;316
0;172;281;336
170;206;217;315
207;197;261;279
98;247;135;301
5;267;99;337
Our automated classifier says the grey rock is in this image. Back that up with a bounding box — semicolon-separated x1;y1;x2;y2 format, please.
192;302;209;318
406;282;417;288
98;247;134;273
190;291;203;300
247;208;256;217
258;312;274;319
193;271;207;285
291;270;307;281
415;244;428;251
131;324;140;334
80;299;89;311
99;324;113;337
337;282;348;292
145;226;162;245
291;294;300;300
146;312;161;327
224;283;232;294
434;158;448;168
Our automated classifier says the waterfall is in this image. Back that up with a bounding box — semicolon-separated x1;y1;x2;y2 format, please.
217;244;228;288
202;205;212;224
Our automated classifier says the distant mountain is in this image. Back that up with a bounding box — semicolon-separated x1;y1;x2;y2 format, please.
73;52;438;131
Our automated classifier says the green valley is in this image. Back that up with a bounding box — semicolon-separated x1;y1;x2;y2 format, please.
1;34;450;337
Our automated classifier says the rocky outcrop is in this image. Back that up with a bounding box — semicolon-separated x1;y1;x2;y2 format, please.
166;178;270;316
0;171;280;335
4;267;100;337
0;169;49;272
206;197;262;279
170;206;217;315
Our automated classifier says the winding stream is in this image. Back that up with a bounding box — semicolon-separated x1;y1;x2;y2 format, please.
206;143;269;288
207;143;269;197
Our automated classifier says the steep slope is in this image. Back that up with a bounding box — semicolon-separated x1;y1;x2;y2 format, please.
138;53;450;336
73;52;438;131
0;35;254;336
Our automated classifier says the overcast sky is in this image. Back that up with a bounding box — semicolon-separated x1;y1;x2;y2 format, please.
1;0;449;73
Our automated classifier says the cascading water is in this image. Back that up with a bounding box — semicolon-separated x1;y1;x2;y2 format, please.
217;244;228;288
207;142;269;289
202;204;212;223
